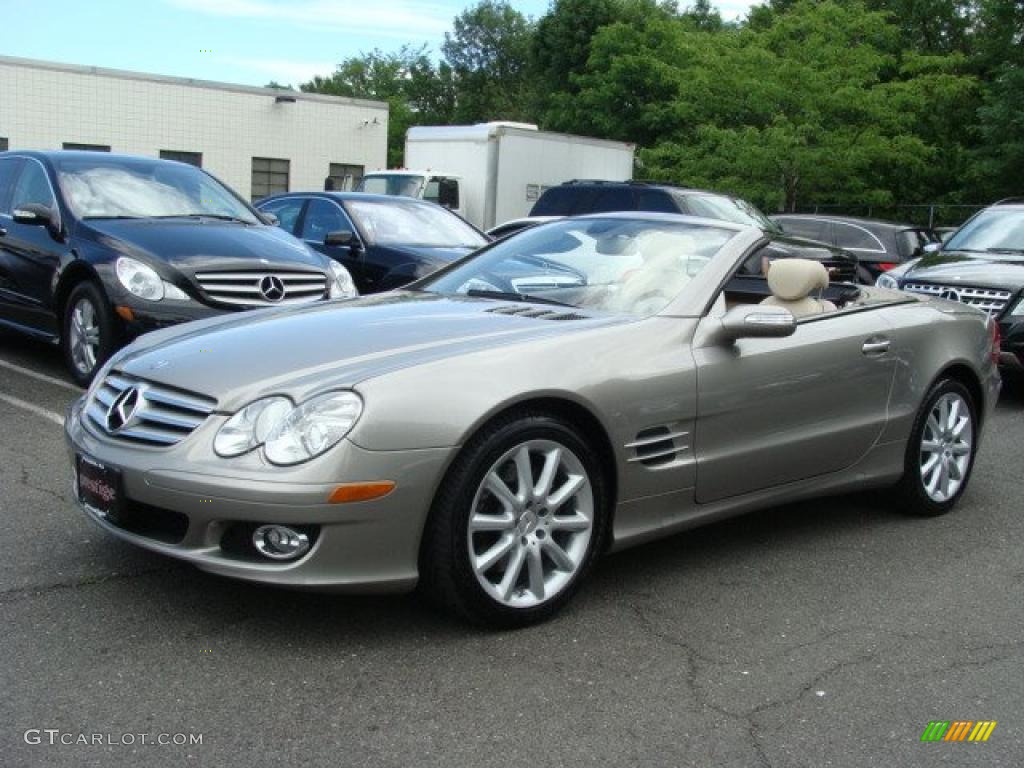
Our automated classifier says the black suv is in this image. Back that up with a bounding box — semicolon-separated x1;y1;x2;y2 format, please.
880;200;1024;371
0;151;356;384
530;180;859;282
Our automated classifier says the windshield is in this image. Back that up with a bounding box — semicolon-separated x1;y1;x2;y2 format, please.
422;218;736;316
346;199;486;248
684;194;778;231
945;208;1024;254
57;157;258;222
358;174;425;198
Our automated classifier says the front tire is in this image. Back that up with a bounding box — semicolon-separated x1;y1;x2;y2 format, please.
62;282;117;387
421;412;608;627
894;378;978;517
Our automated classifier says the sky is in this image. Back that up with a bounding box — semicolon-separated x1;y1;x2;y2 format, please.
1;0;761;88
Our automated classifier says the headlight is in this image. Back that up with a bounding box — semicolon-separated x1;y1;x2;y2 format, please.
116;257;164;301
328;262;358;299
875;273;899;290
213;397;292;457
163;281;189;300
1011;297;1024;317
263;391;363;465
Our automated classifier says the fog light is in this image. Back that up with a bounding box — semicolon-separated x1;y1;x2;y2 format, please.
252;525;310;561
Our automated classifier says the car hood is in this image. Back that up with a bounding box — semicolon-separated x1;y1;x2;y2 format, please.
81;219;326;272
115;292;625;409
902;251;1024;291
373;243;477;266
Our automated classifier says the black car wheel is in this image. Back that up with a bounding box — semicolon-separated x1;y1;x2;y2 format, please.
421;411;608;627
894;378;978;517
62;282;117;387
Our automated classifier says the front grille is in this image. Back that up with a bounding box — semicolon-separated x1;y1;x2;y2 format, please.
194;270;328;307
823;259;857;282
85;373;217;445
902;282;1012;314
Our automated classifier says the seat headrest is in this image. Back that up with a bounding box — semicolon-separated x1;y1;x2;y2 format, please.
766;258;829;301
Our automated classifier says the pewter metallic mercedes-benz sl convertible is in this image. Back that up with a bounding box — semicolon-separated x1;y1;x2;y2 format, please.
65;213;1001;626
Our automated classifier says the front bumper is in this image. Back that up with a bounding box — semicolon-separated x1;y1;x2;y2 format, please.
997;316;1024;369
115;297;227;342
65;398;456;592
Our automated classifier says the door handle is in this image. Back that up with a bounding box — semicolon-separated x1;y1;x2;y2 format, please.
0;226;7;237
862;337;891;355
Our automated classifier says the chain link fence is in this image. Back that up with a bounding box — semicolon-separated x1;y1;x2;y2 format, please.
794;203;987;229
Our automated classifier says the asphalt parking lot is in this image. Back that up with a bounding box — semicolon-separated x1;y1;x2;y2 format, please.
1;329;1022;768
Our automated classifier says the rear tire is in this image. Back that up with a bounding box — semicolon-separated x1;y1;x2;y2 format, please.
62;282;118;387
894;378;978;517
420;412;608;628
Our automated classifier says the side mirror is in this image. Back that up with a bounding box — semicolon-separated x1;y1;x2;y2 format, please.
13;203;56;228
718;305;796;342
923;242;942;254
437;179;460;210
324;229;358;248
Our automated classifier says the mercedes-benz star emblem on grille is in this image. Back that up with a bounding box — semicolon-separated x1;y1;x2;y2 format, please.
259;275;287;302
940;288;961;302
106;386;141;433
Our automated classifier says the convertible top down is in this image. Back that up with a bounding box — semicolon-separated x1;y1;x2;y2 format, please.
66;213;1001;626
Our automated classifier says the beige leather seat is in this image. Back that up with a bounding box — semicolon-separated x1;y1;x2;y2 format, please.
760;258;837;317
608;231;692;314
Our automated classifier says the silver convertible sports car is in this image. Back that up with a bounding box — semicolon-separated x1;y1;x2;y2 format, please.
65;214;1002;626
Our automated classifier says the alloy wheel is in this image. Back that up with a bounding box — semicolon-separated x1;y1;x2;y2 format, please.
69;297;101;377
919;392;973;503
467;439;594;609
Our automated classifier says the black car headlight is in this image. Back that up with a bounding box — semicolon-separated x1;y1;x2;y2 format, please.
328;262;358;299
115;257;189;301
875;272;899;290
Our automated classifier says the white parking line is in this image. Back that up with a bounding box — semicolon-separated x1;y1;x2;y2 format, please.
0;358;81;392
0;392;65;426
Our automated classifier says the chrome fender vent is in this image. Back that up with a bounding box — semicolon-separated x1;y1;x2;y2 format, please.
626;426;690;467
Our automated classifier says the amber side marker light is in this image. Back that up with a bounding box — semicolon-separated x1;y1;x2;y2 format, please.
328;481;396;504
115;306;135;322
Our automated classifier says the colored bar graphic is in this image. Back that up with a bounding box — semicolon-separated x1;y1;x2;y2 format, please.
944;721;973;741
921;722;950;741
921;720;997;742
968;721;997;742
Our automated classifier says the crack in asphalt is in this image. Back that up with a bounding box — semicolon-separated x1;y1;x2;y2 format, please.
624;596;1024;768
0;565;180;605
627;598;774;766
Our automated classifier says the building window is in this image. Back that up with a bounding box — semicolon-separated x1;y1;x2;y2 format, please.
63;142;111;152
252;157;289;200
160;150;202;167
0;137;8;151
326;163;364;191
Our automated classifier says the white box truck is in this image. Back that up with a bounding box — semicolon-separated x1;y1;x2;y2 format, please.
355;122;635;231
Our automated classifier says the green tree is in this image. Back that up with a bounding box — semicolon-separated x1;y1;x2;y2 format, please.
441;0;534;122
530;0;679;129
301;46;455;166
572;1;974;210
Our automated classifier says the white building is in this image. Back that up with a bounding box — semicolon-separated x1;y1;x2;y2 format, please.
0;55;388;200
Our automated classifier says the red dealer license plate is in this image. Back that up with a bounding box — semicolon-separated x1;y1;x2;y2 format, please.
76;454;122;517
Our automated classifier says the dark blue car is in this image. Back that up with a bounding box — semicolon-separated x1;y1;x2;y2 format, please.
256;192;490;294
